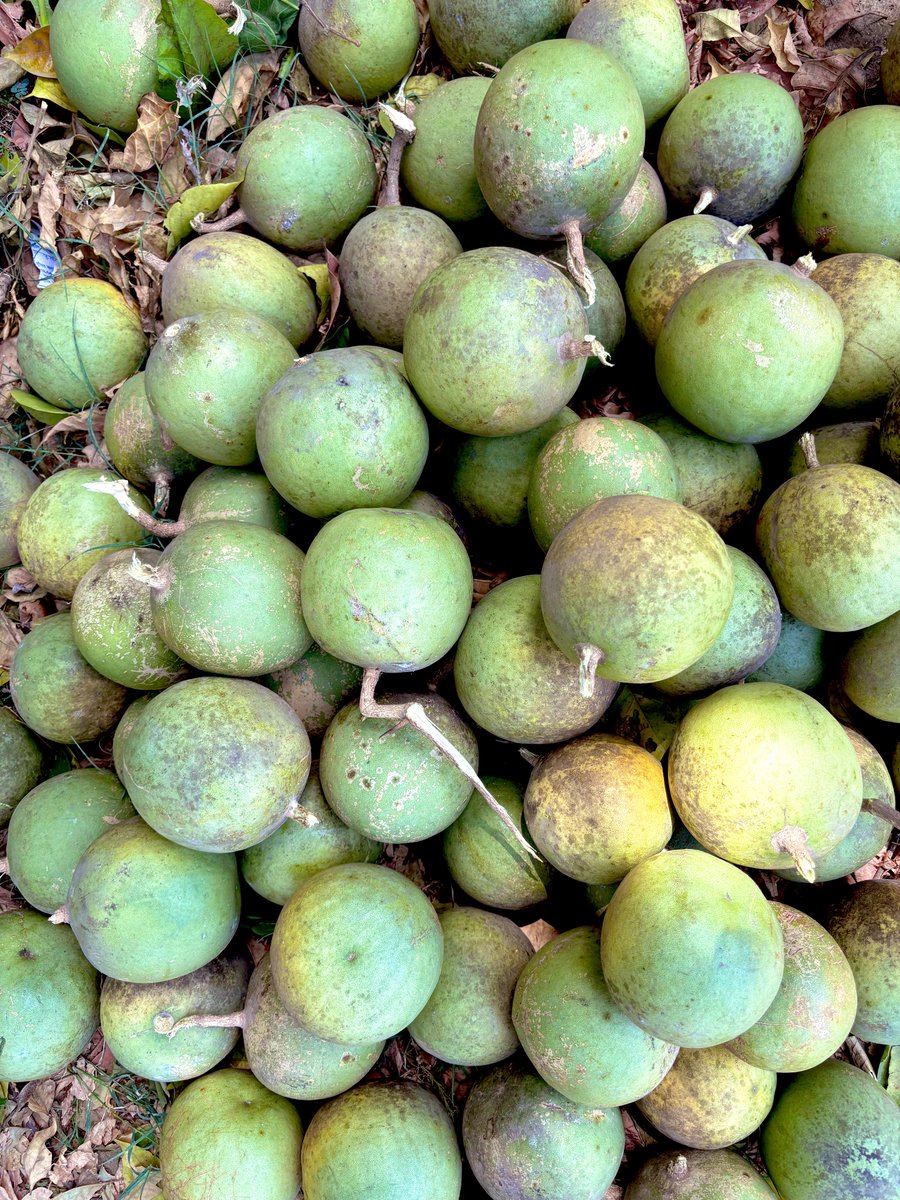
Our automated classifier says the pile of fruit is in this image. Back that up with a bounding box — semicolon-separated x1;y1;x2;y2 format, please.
1;0;900;1198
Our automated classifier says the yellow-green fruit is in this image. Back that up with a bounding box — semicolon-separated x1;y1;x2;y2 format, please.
624;1149;777;1199
428;0;580;71
786;421;879;476
884;18;900;102
840;609;900;722
826;880;900;1044
524;733;672;884
104;374;199;505
0;707;42;828
298;0;419;101
636;1044;776;1150
747;612;826;691
0;452;39;569
585;159;667;264
263;643;362;740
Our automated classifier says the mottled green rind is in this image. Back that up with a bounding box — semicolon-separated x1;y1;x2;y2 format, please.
100;952;250;1083
567;0;688;127
161;231;318;348
585;159;667;263
428;0;580;71
513;926;678;1107
270;862;443;1042
263;643;362;740
404;247;588;436
10;612;128;744
159;1068;303;1200
71;548;189;689
112;696;152;780
442;778;552;911
243;954;384;1101
50;0;160;132
8;768;134;913
600;850;785;1048
528;416;682;551
655;260;845;444
747;612;825;690
624;1149;776;1199
0;452;38;568
542;247;627;374
179;466;289;533
462;1061;625;1200
0;707;42;828
786;421;880;475
474;40;645;238
301;1082;461;1200
756;463;900;631
841;609;900;722
297;0;419;101
454;574;617;744
17;278;147;409
761;1060;900;1200
67;818;241;983
525;733;672;884
105;374;199;496
792;105;900;259
826;880;900;1044
236;106;377;250
668;682;862;871
540;494;734;684
636;1044;776;1150
300;507;473;672
409;907;532;1067
145;309;295;466
883;18;900;101
121;676;311;854
17;467;151;600
256;348;429;517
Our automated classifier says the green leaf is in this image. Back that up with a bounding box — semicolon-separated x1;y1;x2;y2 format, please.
157;0;238;82
79;120;127;147
10;388;72;425
297;263;330;324
239;0;300;52
163;169;245;253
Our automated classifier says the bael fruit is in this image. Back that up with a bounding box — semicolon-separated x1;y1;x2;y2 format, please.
785;420;880;475
0;452;38;568
884;17;900;101
0;707;42;828
177;465;289;533
263;643;363;739
585;159;667;263
104;374;199;513
624;1148;777;1199
826;880;900;1044
297;0;419;101
746;611;826;690
840;610;900;722
542;246;627;371
428;0;579;72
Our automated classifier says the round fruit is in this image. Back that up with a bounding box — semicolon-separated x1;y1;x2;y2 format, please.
297;0;419;101
786;420;880;474
884;17;900;101
428;0;579;71
747;611;826;690
112;696;151;779
841;609;900;721
104;374;199;509
177;465;288;533
0;707;42;828
827;880;900;1044
624;1148;777;1199
0;452;38;568
585;159;668;263
263;643;362;739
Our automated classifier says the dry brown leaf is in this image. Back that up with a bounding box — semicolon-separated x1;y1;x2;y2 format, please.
38;406;106;445
207;52;280;140
36;171;63;247
111;93;179;174
0;336;21;417
0;610;23;671
521;919;557;951
21;1121;56;1189
808;0;872;43
766;11;802;71
1;567;44;602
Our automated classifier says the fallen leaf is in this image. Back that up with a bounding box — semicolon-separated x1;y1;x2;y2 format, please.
694;8;742;40
766;11;802;72
808;0;871;43
36;171;62;246
113;93;179;173
521;919;557;951
9;387;71;423
207;60;258;140
162;169;245;253
27;78;77;111
117;1141;159;1185
1;567;44;602
0;612;22;671
0;57;25;89
38;406;106;445
297;262;330;324
3;25;55;77
289;56;313;100
20;1120;56;1189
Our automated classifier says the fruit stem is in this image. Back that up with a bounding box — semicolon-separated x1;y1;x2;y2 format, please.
48;905;69;925
82;478;185;538
561;219;596;305
153;1009;246;1037
379;105;416;208
792;253;817;278
668;1155;689;1181
770;825;816;882
861;798;900;830
693;186;718;214
559;334;612;366
193;208;247;235
152;473;172;516
799;432;820;471
576;643;605;698
359;669;542;861
725;224;753;246
285;797;321;828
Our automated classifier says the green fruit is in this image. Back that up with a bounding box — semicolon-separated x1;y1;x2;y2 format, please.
159;1068;303;1200
340;208;462;348
442;777;552;910
626;215;766;346
792;106;900;258
786;420;880;475
403;247;589;436
756;462;900;631
161;231;318;348
0;909;98;1082
474;40;644;239
827;880;900;1044
100;951;250;1082
668;683;862;875
17;466;151;600
449;409;579;529
71;548;189;689
542;247;627;372
297;0;419;101
585;159;667;263
624;1148;777;1199
655;548;781;695
10;612;128;743
746;612;826;690
428;0;579;71
524;733;672;884
600;850;784;1048
540;493;734;685
0;452;38;568
49;0;159;131
17;278;146;410
567;0;689;127
0;707;42;828
320;693;477;843
463;1060;625;1200
658;73;803;222
841;609;900;721
178;466;289;534
883;18;900;102
256;348;429;517
67;817;241;983
761;1059;900;1200
454;575;618;744
636;1044;776;1150
512;925;678;1107
242;954;384;1100
145;309;295;466
8;768;134;913
236;106;377;250
302;1081;462;1200
300;507;473;671
656;260;845;443
263;643;363;739
121;676;311;854
270;862;443;1042
727;904;856;1072
409;907;532;1066
642;410;762;536
879;388;900;476
528;416;681;551
105;374;199;506
147;520;311;676
112;695;152;780
399;77;491;222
